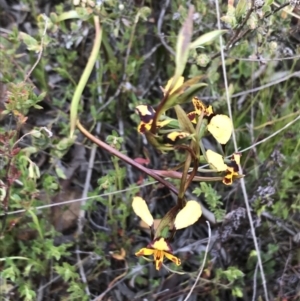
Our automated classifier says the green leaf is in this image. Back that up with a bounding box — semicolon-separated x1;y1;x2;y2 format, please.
144;131;174;151
161;78;207;115
235;0;247;20
19;32;41;52
173;83;207;107
55;166;67;179
154;205;180;239
190;30;227;49
55;262;77;282
232;287;243;298
174;105;195;135
27;210;44;240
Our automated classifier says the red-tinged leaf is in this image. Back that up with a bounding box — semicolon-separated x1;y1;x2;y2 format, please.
134;157;150;166
11;147;21;156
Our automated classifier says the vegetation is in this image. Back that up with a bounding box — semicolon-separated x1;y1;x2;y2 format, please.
0;0;300;300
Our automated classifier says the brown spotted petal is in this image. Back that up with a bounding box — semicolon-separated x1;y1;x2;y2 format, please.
222;154;241;185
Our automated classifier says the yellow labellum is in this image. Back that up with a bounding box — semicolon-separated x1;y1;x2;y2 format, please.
135;237;181;270
132;197;154;227
174;200;202;230
207;114;233;144
206;149;228;171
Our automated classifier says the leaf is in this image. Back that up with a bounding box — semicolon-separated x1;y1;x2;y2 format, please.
235;0;247;20
174;6;194;79
154;205;181;240
190;30;227;49
154;76;206;125
144;131;174;151
19;32;41;52
161;81;207;115
174;105;195;134
133;157;150;165
27;210;44;240
55;166;67;179
174;83;207;107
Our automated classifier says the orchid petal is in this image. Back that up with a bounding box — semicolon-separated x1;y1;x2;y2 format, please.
207;114;233;144
206;149;228;171
174;200;202;230
132;197;154;227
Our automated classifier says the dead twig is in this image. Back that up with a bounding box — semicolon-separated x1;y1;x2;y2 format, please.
215;0;269;299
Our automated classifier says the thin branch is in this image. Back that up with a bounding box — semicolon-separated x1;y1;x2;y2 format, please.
215;0;269;300
24;14;48;82
1;181;157;217
265;2;290;18
251;262;259;301
231;71;300;98
226;0;255;49
225;54;300;62
183;221;211;301
157;0;176;56
76;245;91;298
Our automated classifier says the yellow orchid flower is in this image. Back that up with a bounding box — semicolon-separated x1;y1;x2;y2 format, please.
187;97;214;124
174;200;202;230
135;105;171;133
207;114;233;144
205;150;242;185
223;153;242;185
223;166;240;185
135;237;181;270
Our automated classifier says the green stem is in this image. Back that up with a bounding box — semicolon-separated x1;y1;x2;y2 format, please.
70;16;102;137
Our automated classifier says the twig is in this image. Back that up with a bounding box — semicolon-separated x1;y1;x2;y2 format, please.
251;262;259;301
215;0;269;300
225;54;300;62
76;245;91;298
231;71;300;98
1;181;157;216
265;2;290;18
24;14;48;82
279;247;291;297
183;221;211;301
157;0;176;56
93;262;128;301
238;114;300;154
226;0;254;49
